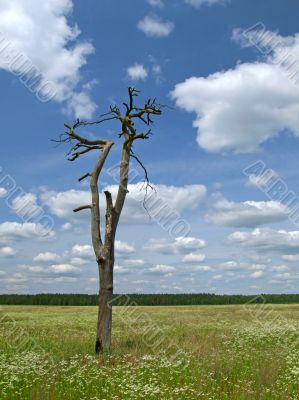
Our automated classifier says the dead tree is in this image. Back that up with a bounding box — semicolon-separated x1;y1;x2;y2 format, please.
57;88;163;353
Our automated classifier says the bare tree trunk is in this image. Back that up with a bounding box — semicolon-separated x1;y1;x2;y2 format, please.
61;88;163;355
95;253;114;353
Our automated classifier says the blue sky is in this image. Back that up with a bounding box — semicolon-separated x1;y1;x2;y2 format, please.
1;0;299;294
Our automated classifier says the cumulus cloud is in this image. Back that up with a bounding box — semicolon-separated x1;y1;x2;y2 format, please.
227;228;299;253
115;240;135;255
250;270;264;279
212;274;222;280
182;252;206;263
71;240;135;260
282;254;299;262
49;264;80;274
246;170;278;189
61;222;72;231
33;252;61;263
41;189;90;221
171;30;299;153
0;187;7;197
123;259;145;267
137;15;174;37
149;264;176;273
219;261;241;271
192;265;213;271
0;0;95;118
147;0;164;7
144;236;206;254
114;265;130;274
19;263;80;275
41;183;206;224
270;265;289;272
127;64;148;80
10;193;42;220
0;246;17;257
206;196;288;228
185;0;229;7
0;222;54;243
271;272;299;283
71;244;93;259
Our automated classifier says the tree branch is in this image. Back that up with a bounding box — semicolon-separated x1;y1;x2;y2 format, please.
78;172;91;182
73;205;92;213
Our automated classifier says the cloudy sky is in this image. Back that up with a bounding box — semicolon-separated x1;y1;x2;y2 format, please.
0;0;299;294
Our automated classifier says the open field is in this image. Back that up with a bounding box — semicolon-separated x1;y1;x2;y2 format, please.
0;304;298;399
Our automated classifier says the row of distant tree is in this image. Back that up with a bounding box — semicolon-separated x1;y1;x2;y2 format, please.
0;293;298;306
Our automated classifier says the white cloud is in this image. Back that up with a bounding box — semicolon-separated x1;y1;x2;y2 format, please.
0;246;16;257
114;265;130;274
149;264;175;273
282;254;299;262
171;30;299;153
41;183;206;224
220;261;241;270
49;264;80;274
137;16;174;38
185;0;229;7
0;187;7;197
246;171;278;189
152;64;163;84
227;228;299;253
19;263;80;275
71;240;134;260
270;265;289;272
61;222;72;231
53;276;78;283
64;91;96;119
0;0;95;118
272;272;299;282
33;252;61;263
145;236;206;254
250;270;264;279
248;263;267;271
124;259;145;267
72;244;93;258
41;189;90;220
147;0;164;7
70;257;89;266
127;64;148;81
0;222;54;243
182;252;206;263
192;265;213;271
10;193;43;220
115;240;135;255
212;274;222;280
206;196;288;228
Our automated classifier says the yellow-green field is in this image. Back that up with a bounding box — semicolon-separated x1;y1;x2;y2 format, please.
0;304;298;399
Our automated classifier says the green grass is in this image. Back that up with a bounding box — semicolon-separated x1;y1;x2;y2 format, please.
0;304;298;399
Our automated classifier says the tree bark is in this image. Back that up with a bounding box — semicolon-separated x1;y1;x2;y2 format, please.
95;253;114;353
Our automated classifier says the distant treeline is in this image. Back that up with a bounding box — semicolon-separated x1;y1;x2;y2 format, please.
0;293;298;306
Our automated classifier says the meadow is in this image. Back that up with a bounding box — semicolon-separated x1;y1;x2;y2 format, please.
0;304;298;399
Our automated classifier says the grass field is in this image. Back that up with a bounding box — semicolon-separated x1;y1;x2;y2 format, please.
0;304;298;399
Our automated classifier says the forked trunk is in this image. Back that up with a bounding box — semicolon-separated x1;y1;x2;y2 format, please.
95;255;114;354
63;88;162;355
